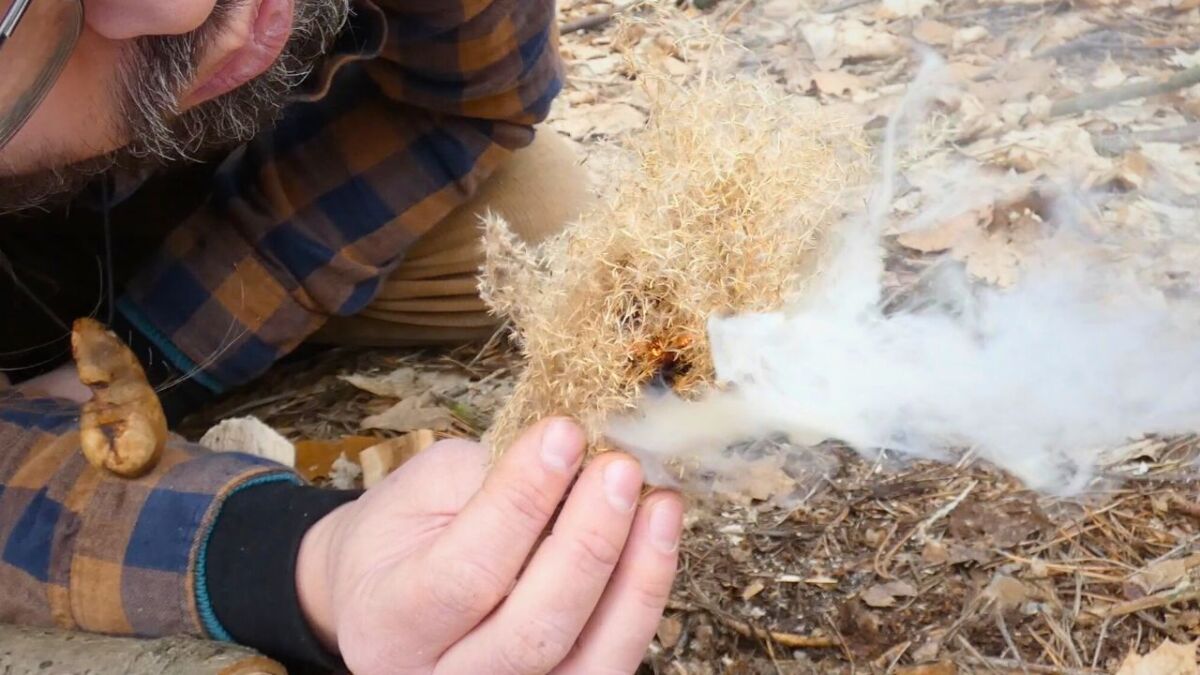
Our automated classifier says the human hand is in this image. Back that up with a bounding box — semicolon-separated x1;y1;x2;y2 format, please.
295;418;684;674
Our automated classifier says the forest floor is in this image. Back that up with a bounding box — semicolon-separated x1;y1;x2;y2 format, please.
185;0;1200;671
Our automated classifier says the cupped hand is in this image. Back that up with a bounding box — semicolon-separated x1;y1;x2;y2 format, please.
295;418;684;675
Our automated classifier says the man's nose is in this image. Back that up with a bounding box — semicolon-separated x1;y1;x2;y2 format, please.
82;0;221;40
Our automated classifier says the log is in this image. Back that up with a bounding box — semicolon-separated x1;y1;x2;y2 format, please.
0;625;285;675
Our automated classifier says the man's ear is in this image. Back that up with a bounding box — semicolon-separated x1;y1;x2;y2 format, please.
82;0;219;40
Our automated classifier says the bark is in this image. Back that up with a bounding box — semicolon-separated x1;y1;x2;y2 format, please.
0;625;286;675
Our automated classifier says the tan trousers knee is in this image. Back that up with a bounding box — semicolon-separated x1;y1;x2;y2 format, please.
314;131;591;347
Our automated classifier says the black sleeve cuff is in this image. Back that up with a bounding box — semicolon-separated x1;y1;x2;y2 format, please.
109;312;216;425
205;481;363;673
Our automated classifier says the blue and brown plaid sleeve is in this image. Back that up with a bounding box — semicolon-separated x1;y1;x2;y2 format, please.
115;0;563;396
0;391;294;636
1;0;561;652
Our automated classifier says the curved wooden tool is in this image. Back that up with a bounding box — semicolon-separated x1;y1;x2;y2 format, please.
72;317;167;478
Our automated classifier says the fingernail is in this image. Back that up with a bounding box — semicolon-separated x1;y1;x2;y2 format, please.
540;418;582;474
603;459;642;513
649;497;684;554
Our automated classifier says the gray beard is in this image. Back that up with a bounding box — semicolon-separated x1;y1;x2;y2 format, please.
0;0;350;216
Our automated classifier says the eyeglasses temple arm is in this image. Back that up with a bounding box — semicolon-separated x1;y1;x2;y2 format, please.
0;0;35;40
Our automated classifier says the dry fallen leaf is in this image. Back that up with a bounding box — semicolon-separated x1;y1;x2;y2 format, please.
741;580;766;600
910;636;945;665
921;539;950;565
1037;13;1096;50
1116;640;1199;675
861;580;918;608
361;395;455;433
1110;151;1153;191
802;20;904;65
877;0;934;19
1170;48;1200;69
1138;142;1200;194
912;19;956;46
1092;57;1128;88
553;101;646;141
897;206;989;254
739;459;797;502
982;574;1031;612
341;367;468;399
1126;554;1200;597
656;615;684;650
810;71;867;97
952;26;989;51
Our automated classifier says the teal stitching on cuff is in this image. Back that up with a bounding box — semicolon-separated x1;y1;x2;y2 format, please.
115;299;225;394
195;472;304;641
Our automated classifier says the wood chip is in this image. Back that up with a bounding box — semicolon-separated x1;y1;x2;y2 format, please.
360;430;437;489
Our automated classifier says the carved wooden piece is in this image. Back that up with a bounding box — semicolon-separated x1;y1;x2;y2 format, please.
72;318;168;478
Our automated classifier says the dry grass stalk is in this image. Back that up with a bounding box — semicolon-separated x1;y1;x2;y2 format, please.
480;56;866;454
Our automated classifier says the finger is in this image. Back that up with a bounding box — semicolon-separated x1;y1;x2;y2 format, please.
437;453;643;675
409;418;586;648
552;491;683;675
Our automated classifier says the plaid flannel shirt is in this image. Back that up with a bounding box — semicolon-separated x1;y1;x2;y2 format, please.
1;0;561;641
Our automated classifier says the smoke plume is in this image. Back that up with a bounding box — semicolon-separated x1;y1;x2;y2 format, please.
606;57;1200;496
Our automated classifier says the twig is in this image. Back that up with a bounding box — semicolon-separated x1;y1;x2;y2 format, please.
1092;122;1200;154
941;0;1063;23
686;586;838;650
561;2;635;34
995;614;1028;673
917;479;978;541
954;636;1001;673
1090;617;1111;670
718;0;754;32
1104;585;1200;619
716;616;839;649
820;0;874;12
1050;65;1200;118
560;10;614;34
960;655;1104;675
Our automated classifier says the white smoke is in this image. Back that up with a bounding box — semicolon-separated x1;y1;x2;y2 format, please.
605;56;1200;495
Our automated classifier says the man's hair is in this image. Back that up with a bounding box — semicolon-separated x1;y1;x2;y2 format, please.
0;0;349;215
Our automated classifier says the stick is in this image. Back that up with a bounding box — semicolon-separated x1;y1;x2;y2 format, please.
561;9;617;34
820;0;874;13
1051;65;1200;118
0;625;284;675
716;616;840;649
1092;122;1200;154
1104;586;1200;619
560;1;640;34
687;588;838;649
961;654;1103;675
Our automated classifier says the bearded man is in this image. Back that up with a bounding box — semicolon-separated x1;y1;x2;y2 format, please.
0;0;683;672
